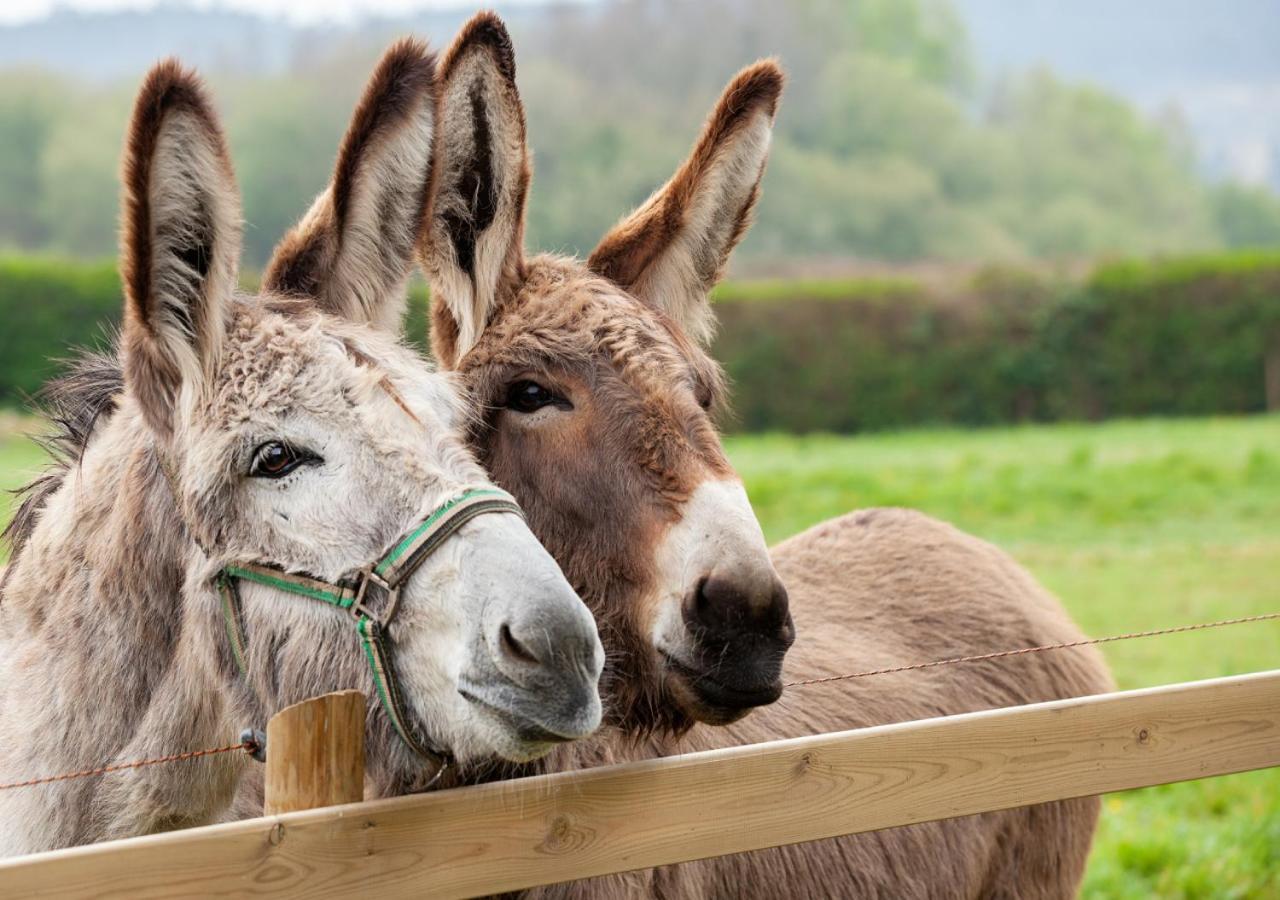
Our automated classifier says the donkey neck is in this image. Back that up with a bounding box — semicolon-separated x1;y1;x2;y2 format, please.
0;400;241;855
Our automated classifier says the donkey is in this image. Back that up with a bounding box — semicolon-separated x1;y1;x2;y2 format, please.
0;46;604;858
402;16;1109;898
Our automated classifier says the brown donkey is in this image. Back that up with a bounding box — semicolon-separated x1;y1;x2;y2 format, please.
405;16;1110;899
0;46;605;857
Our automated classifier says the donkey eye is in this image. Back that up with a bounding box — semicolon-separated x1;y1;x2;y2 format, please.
505;380;570;414
249;442;317;479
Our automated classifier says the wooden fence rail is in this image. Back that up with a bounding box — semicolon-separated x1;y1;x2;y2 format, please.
3;669;1278;899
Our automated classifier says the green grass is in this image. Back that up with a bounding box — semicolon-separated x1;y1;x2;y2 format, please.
0;419;45;560
726;416;1280;899
3;414;1278;896
712;275;924;304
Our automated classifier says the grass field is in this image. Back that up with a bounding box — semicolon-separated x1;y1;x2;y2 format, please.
2;414;1278;897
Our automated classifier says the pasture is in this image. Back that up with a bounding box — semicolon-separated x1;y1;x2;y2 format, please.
2;414;1277;896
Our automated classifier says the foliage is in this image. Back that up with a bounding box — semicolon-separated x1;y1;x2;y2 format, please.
4;251;1278;434
0;256;120;406
1;0;1278;267
1211;182;1280;250
713;251;1280;432
4;414;1278;893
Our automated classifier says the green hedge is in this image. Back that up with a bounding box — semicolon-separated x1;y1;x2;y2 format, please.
0;256;121;406
712;252;1280;432
3;252;1278;431
0;258;430;407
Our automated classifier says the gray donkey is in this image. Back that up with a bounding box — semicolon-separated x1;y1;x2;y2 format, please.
0;44;603;857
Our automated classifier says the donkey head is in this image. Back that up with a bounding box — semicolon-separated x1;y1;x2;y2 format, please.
422;17;793;731
121;51;601;780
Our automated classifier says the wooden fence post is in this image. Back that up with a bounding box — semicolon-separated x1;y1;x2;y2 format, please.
264;691;365;815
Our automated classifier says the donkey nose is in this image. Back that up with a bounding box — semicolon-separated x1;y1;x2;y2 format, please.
683;570;793;641
490;601;603;692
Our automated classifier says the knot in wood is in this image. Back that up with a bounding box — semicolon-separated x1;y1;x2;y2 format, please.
795;750;815;775
536;813;590;856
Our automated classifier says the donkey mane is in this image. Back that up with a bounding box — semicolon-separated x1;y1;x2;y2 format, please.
2;345;123;567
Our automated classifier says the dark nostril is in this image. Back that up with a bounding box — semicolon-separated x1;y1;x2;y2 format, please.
685;575;745;630
499;623;540;666
684;573;792;635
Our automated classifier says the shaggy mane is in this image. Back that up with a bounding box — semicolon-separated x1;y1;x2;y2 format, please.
2;344;124;570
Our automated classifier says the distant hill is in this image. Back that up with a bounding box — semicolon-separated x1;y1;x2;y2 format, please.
0;5;551;82
0;8;298;79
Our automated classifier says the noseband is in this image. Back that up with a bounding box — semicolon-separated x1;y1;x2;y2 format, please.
215;488;523;766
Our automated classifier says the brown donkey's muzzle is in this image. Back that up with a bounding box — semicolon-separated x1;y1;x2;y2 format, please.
674;568;795;717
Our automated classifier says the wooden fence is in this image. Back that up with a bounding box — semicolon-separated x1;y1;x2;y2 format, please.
2;669;1278;899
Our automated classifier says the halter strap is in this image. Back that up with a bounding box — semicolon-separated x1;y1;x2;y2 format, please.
216;487;523;763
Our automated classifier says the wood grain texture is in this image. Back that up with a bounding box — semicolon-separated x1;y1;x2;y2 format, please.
3;671;1277;899
263;691;364;816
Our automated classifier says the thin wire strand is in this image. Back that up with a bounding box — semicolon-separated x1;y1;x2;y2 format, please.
0;741;255;792
4;613;1277;790
785;611;1280;688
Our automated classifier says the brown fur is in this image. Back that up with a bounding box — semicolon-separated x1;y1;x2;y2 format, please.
446;257;737;734
422;16;791;735
664;511;1112;899
588;61;781;293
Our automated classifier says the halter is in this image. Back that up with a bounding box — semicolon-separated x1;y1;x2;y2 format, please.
215;487;524;764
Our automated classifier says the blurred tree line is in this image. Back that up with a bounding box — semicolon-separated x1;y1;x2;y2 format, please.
1;0;1279;269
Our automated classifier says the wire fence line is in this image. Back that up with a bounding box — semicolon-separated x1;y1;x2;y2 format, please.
2;611;1277;792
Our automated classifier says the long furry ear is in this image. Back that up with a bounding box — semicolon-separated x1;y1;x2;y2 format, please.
120;59;241;438
588;61;783;345
421;11;530;366
262;38;438;332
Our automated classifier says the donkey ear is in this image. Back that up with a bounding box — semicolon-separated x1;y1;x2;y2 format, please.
262;39;437;332
588;61;783;344
420;12;530;365
120;59;241;438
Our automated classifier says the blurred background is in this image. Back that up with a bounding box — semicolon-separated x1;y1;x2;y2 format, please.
0;1;1277;895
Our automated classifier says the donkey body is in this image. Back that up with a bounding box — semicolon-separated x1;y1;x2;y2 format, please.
0;46;603;857
673;510;1111;899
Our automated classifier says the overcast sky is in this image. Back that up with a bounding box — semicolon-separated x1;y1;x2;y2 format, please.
0;0;575;25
